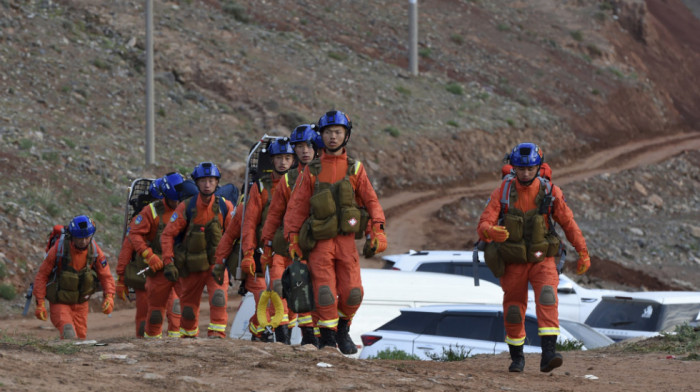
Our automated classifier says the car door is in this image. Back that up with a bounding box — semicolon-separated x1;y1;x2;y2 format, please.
413;312;498;359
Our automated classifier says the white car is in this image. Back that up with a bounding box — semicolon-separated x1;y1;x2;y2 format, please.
229;269;505;353
359;304;614;360
382;250;625;323
585;292;700;341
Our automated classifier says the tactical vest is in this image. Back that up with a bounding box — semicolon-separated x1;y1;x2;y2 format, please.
494;176;561;265
173;194;225;276
271;169;300;257
305;157;369;243
45;234;99;305
125;200;167;289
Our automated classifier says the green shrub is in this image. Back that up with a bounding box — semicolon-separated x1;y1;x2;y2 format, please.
446;120;458;127
557;339;584;351
0;262;6;279
0;284;16;300
497;23;510;32
368;348;420;360
450;34;464;45
426;344;471;361
383;126;400;138
419;48;431;58
570;30;583;42
93;211;106;223
62;137;76;149
19;139;33;150
222;1;250;23
328;51;348;61
445;82;464;95
395;86;412;96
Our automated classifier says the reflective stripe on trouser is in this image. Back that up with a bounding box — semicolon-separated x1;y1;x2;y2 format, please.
144;331;162;339
245;273;267;337
144;271;180;337
49;301;89;339
179;270;230;338
308;235;363;330
134;289;148;338
297;313;314;327
539;327;560;336
181;326;198;337
501;259;560;342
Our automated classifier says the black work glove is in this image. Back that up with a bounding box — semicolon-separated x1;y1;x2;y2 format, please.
163;263;179;282
211;263;226;285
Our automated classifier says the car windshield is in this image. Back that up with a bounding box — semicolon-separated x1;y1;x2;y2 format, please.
559;319;613;348
585;298;661;331
377;311;440;334
415;263;501;285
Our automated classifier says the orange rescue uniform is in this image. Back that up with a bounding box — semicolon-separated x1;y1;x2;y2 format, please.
127;201;182;338
284;149;385;330
33;240;115;339
160;194;233;338
478;177;587;345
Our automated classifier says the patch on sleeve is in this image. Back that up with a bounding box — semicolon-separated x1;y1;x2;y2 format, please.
170;212;178;222
99;257;107;267
134;215;143;225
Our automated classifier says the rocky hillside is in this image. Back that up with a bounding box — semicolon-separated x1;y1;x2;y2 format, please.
1;0;699;308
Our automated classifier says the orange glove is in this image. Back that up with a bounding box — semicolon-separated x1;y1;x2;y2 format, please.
240;249;255;276
260;244;273;270
35;299;47;321
370;222;387;254
484;225;509;243
576;249;591;275
115;275;128;302
288;233;303;261
102;294;114;315
142;248;163;272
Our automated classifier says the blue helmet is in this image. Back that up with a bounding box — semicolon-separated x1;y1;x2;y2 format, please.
318;110;352;133
191;162;221;180
290;124;324;148
268;137;294;155
148;177;165;199
161;172;185;200
509;143;543;167
68;215;96;238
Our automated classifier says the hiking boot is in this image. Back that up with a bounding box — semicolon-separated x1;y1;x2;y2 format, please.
508;344;525;372
540;335;563;372
318;327;337;350
300;326;319;348
336;318;358;354
251;331;274;343
275;326;291;345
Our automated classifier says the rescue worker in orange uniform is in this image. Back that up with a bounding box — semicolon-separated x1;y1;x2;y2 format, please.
284;111;387;354
240;137;296;342
122;173;185;338
160;162;234;338
477;143;590;373
260;125;323;346
33;215;115;339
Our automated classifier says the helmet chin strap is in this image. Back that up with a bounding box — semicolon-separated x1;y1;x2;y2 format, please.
516;165;541;186
273;168;289;176
326;134;350;153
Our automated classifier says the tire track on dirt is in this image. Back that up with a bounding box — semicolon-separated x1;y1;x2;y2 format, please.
381;132;700;254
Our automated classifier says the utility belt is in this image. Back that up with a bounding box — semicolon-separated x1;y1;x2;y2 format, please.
174;219;222;277
45;267;98;305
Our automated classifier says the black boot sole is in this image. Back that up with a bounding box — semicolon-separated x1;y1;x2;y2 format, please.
540;355;563;372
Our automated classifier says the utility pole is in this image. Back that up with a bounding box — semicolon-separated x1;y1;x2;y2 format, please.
145;0;155;165
409;0;418;76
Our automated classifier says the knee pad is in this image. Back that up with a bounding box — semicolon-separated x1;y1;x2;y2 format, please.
182;306;196;321
272;279;283;297
346;287;363;306
138;321;146;337
149;310;163;325
171;299;181;315
62;324;76;339
211;289;226;308
505;305;522;324
317;285;335;307
539;285;557;306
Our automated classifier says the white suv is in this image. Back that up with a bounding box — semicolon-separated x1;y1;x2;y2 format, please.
382;250;625;323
